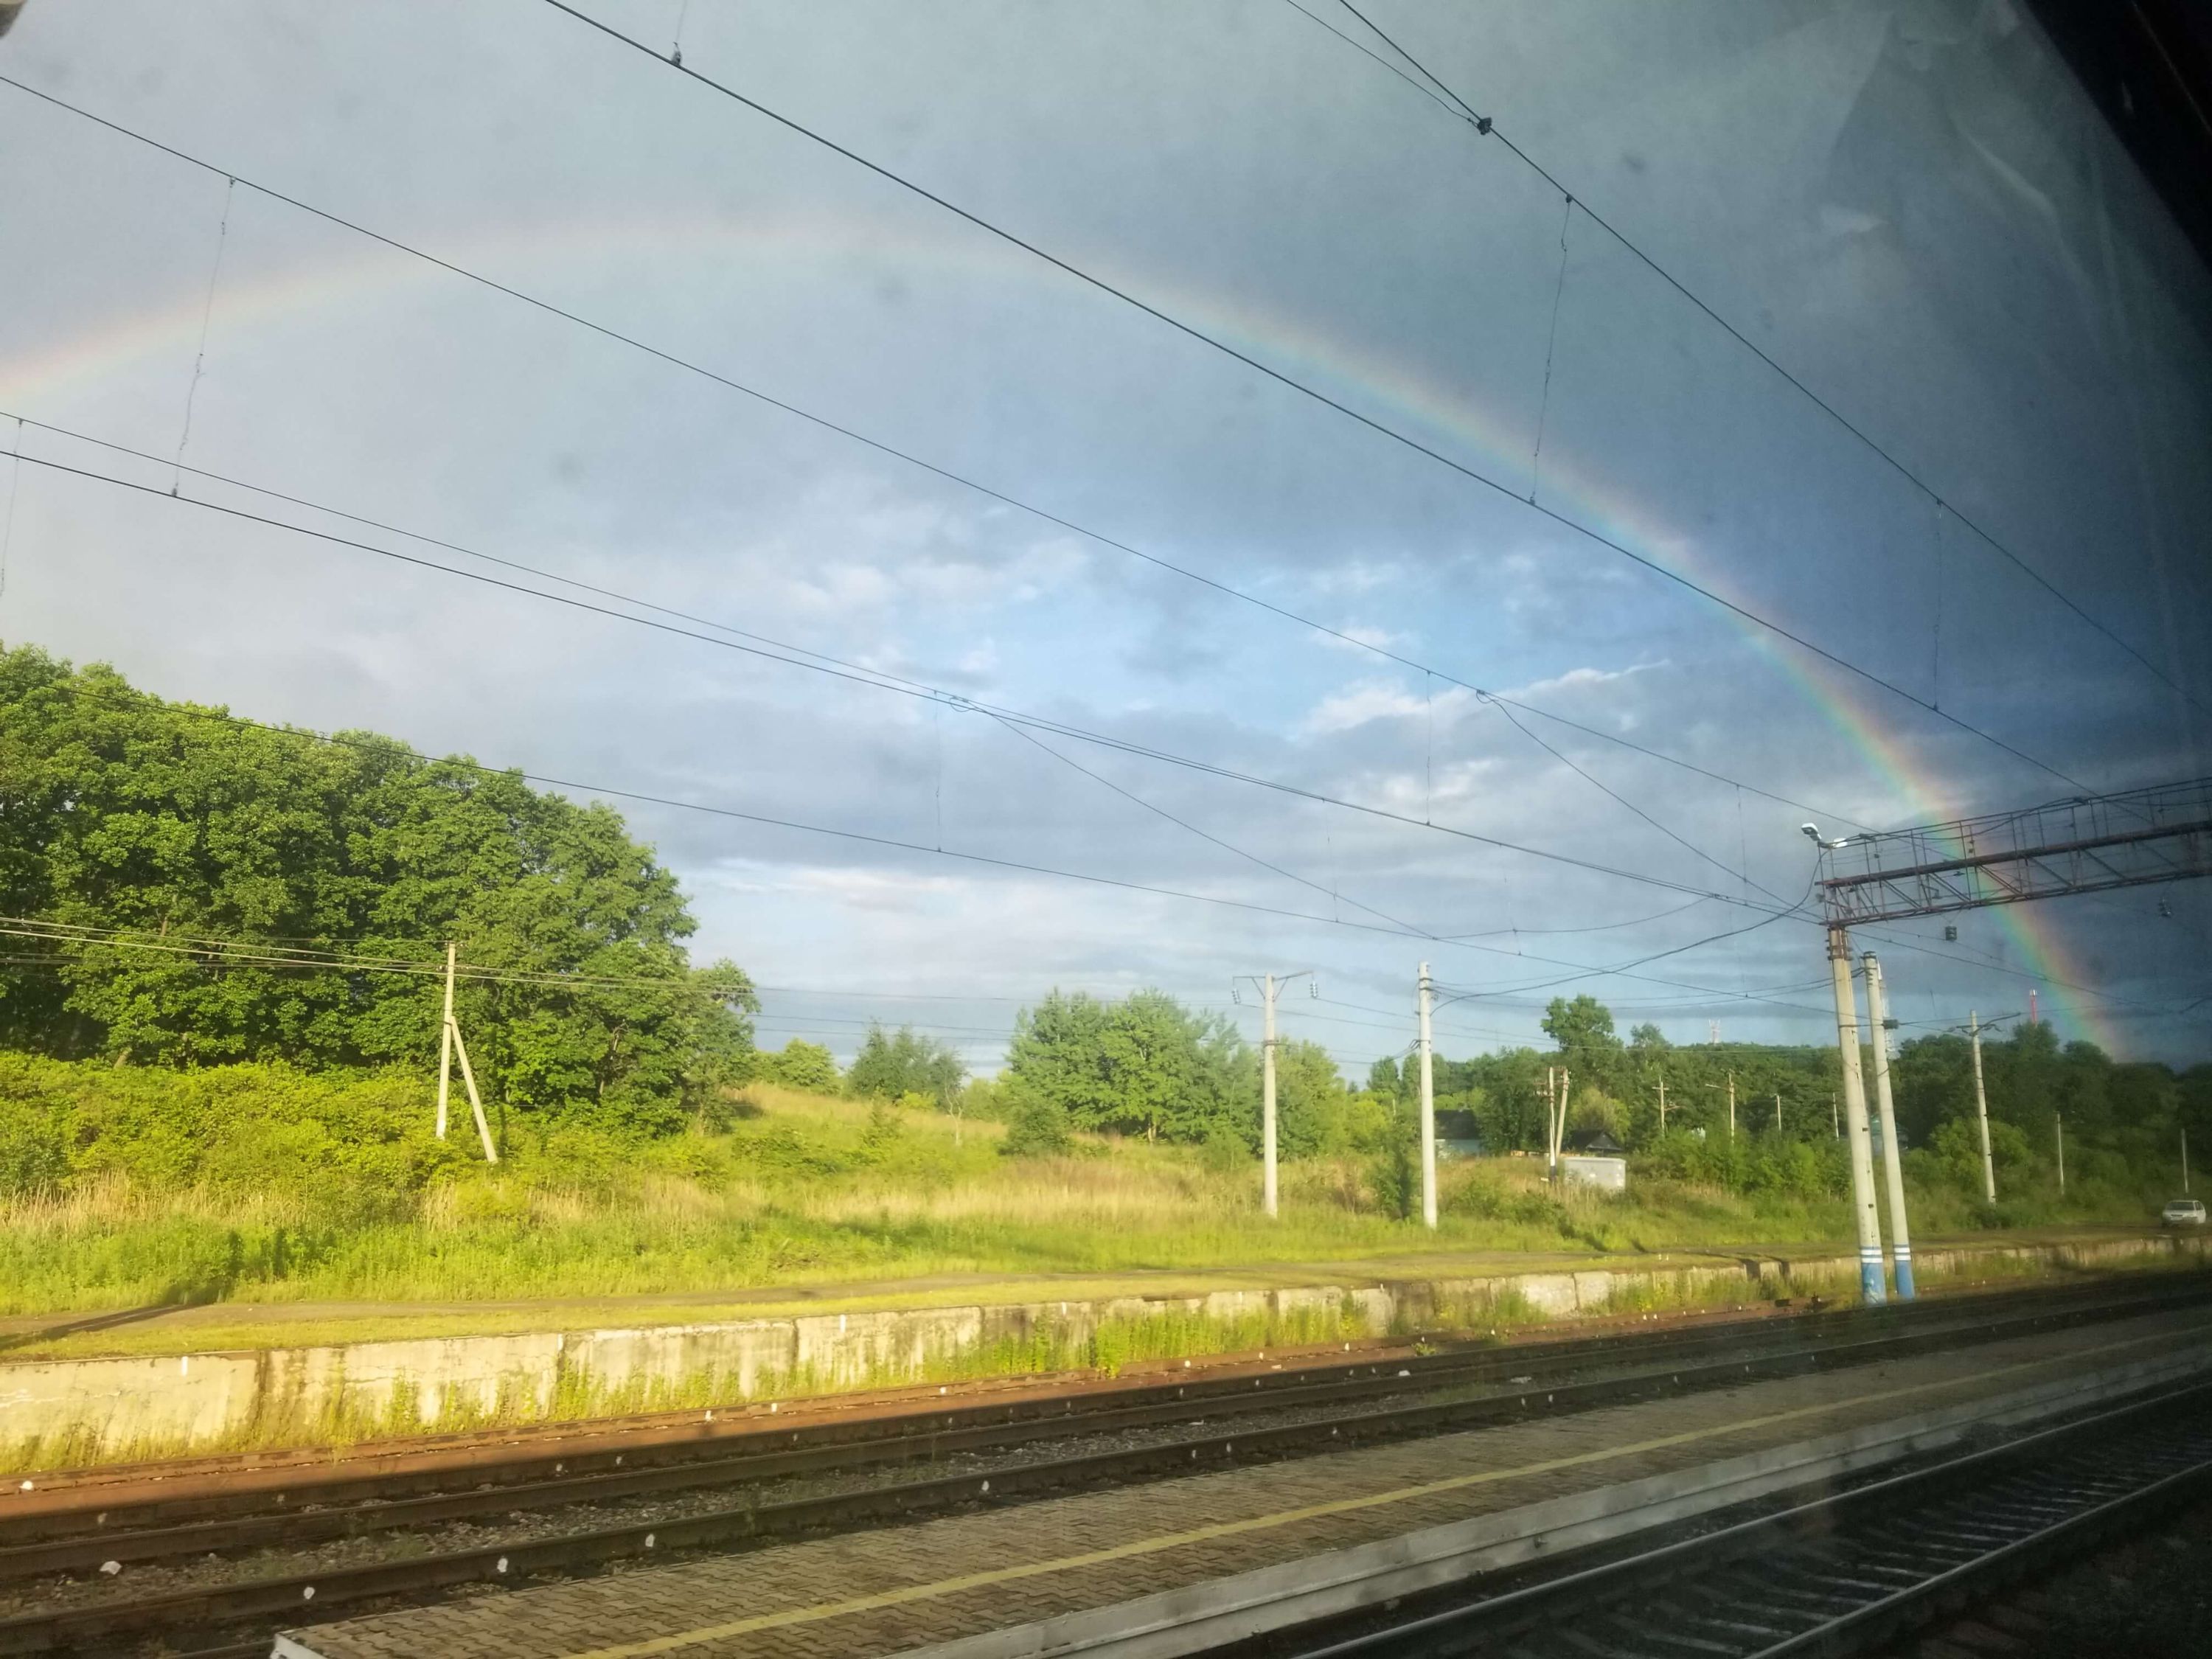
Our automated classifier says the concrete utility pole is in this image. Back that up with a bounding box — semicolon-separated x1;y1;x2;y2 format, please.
1969;1011;1997;1203
1861;955;1915;1298
435;942;499;1164
2185;1126;2191;1196
1774;1092;1783;1133
2056;1113;2065;1197
1726;1071;1736;1141
1417;963;1437;1229
1552;1068;1571;1180
1657;1074;1666;1133
1827;928;1886;1304
1236;970;1311;1219
1545;1066;1554;1172
1262;974;1279;1219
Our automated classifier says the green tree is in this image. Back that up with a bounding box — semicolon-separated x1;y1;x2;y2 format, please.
847;1024;964;1107
1543;995;1623;1093
1006;988;1252;1144
760;1039;839;1093
0;647;754;1132
1273;1038;1347;1158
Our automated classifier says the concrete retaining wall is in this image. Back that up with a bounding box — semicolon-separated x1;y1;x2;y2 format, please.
4;1232;2204;1467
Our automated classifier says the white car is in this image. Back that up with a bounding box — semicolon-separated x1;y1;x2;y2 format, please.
2161;1198;2207;1226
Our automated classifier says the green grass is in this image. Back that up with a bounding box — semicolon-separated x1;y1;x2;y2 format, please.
0;1061;2177;1328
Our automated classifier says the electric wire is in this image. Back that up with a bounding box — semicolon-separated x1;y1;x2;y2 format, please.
28;674;1892;1014
0;77;1884;836
1312;0;2199;716
527;3;2091;793
0;78;2167;1016
13;444;1806;914
14;447;2164;1018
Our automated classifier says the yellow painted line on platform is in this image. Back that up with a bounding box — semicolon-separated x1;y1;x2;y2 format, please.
561;1324;2210;1658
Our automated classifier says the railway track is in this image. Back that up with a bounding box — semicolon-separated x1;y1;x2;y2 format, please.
3;1276;2205;1655
1259;1374;2212;1658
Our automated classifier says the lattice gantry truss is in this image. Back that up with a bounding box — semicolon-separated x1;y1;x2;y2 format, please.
1815;777;2212;927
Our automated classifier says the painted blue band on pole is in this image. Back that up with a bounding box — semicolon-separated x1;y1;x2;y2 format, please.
1894;1245;1916;1300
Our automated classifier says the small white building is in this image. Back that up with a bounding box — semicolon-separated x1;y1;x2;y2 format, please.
1559;1155;1627;1192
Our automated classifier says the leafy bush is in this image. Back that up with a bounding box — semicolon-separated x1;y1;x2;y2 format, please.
1366;1097;1420;1220
999;1085;1072;1157
759;1040;839;1093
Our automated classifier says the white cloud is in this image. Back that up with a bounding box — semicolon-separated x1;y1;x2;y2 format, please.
1301;678;1477;736
1315;622;1408;654
1503;661;1671;702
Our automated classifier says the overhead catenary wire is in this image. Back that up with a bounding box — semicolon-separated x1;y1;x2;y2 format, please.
524;4;2090;793
1310;0;2200;717
0;75;2166;1017
0;69;2049;814
15;450;2158;1015
10;444;1810;917
24;672;1890;1016
0;918;733;995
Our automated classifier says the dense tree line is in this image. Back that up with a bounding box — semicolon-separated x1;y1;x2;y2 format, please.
0;647;754;1133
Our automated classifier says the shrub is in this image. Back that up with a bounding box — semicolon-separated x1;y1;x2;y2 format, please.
1366;1099;1420;1220
1000;1086;1072;1158
759;1040;840;1094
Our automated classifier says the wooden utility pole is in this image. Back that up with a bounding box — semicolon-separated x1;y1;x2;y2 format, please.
1969;1011;1997;1203
435;942;498;1163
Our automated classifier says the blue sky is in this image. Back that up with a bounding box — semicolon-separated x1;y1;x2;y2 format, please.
1;0;2208;1072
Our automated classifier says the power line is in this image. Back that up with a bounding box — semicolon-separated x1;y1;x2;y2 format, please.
0;87;2160;1014
984;710;1429;938
15;445;1801;914
0;80;1882;838
1437;893;1712;939
1310;0;2200;717
0;917;734;994
18;405;1829;939
526;5;2090;793
27;672;1896;1015
15;447;2167;1018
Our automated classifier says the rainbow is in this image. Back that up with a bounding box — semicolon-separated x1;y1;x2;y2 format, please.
0;208;2114;1048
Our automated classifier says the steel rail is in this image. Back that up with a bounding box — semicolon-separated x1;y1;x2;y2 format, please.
5;1280;2201;1573
7;1271;2188;1544
1264;1377;2212;1658
2;1286;2205;1652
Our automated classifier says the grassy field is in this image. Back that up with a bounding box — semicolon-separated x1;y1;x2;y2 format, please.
0;1068;2169;1327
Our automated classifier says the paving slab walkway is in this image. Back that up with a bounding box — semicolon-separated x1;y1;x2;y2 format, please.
278;1303;2212;1659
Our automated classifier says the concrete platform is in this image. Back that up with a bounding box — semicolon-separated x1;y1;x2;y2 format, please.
276;1306;2212;1659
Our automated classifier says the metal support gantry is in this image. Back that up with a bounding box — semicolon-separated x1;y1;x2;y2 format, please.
1809;775;2212;1304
